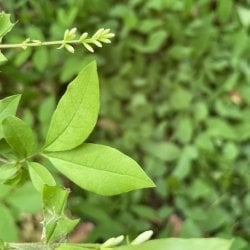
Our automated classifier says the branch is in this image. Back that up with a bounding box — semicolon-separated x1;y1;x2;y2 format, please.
0;28;115;53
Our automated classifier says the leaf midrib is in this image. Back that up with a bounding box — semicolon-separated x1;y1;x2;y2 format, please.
48;155;151;185
46;74;91;148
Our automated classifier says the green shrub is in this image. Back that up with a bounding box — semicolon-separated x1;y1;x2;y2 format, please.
1;1;250;249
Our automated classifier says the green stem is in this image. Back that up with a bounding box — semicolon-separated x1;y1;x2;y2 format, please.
0;40;76;49
0;38;95;50
0;156;10;163
5;242;101;249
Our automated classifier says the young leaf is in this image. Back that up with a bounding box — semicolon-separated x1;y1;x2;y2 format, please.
44;143;155;196
42;185;79;243
115;238;233;250
0;163;17;181
3;165;28;187
0;12;15;39
28;162;56;192
45;61;99;152
0;95;21;139
2;116;36;158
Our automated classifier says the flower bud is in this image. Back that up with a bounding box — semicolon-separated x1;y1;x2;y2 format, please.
131;230;153;245
102;235;124;247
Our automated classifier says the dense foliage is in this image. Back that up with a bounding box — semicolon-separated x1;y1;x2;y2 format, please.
1;0;250;249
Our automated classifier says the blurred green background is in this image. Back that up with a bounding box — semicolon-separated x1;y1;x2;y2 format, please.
1;0;250;249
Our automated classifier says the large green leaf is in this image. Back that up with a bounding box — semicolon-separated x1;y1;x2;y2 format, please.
43;185;79;243
44;143;155;196
0;12;15;39
0;95;21;139
2;116;37;158
28;162;56;192
45;61;99;151
115;238;233;250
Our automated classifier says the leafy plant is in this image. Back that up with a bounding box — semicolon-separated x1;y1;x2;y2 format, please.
0;10;234;250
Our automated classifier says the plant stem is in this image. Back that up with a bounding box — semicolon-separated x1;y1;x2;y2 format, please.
0;156;10;163
0;38;96;50
6;242;101;249
0;40;81;49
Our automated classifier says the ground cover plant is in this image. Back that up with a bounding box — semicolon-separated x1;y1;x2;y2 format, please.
0;10;235;250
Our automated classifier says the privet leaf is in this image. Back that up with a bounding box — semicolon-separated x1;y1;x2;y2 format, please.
28;162;56;192
0;95;21;139
2;116;36;158
115;238;233;250
45;61;99;151
0;12;15;39
44;143;155;196
0;163;17;181
42;185;79;243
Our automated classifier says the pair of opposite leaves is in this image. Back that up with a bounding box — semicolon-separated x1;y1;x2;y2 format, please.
2;61;155;196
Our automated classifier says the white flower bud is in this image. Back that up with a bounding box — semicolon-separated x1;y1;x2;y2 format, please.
102;28;111;35
93;40;102;47
102;235;124;247
83;43;94;53
99;38;111;43
80;32;88;41
105;33;115;38
93;28;105;38
65;44;75;53
69;27;77;36
131;230;153;245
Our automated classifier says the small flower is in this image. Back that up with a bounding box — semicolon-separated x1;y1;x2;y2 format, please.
64;27;77;41
131;230;153;245
102;235;124;248
80;32;88;41
93;28;105;39
83;43;94;53
65;44;74;53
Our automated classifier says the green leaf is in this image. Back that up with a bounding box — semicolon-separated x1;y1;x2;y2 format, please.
33;47;49;72
217;0;232;22
28;162;56;192
44;143;155;196
38;96;56;138
115;238;233;250
170;87;192;110
130;30;168;53
144;142;180;162
43;185;79;243
6;181;42;213
0;163;17;181
237;6;250;27
45;61;99;151
0;51;7;62
0;95;21;139
0;204;18;242
2;116;36;158
0;12;15;39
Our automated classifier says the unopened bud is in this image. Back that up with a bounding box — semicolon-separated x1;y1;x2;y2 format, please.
131;230;153;245
102;235;124;248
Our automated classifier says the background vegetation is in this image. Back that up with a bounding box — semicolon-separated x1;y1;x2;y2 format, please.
1;0;250;249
